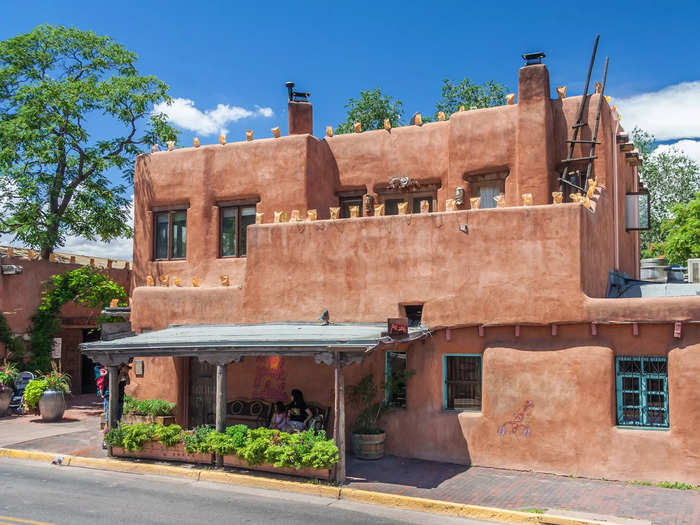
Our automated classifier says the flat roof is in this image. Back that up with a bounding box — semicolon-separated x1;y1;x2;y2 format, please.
80;322;430;365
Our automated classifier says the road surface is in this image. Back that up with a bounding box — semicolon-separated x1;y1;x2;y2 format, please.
0;457;499;525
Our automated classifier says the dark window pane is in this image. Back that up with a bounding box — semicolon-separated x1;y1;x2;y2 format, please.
618;359;642;373
239;206;256;257
412;198;432;213
221;208;237;257
622;392;640;406
386;351;407;408
644;360;667;374
621;377;639;391
340;197;363;218
647;378;665;392
647;393;665;408
172;211;187;258
647;409;666;425
446;356;481;410
622;408;640;423
155;213;169;259
385;199;404;216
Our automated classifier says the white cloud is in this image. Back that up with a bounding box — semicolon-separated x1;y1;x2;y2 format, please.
653;139;700;166
153;97;274;136
0;196;135;261
614;81;700;141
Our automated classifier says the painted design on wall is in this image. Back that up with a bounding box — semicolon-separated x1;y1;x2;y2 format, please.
252;356;287;401
497;400;534;437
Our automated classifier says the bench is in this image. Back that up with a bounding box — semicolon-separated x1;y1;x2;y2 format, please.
225;398;331;433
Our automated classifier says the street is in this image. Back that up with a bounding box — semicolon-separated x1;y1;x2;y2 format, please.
0;458;496;525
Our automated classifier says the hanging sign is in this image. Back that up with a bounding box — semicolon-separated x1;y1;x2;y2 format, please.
52;338;62;359
387;318;408;338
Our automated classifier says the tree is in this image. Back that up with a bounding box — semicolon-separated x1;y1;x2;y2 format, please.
336;88;403;134
632;128;700;248
658;193;700;266
433;78;507;119
0;25;178;258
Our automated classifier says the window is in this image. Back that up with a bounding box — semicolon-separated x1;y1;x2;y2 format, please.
220;205;256;257
466;171;508;209
443;355;481;410
476;183;501;209
339;195;364;218
154;209;187;260
616;356;668;428
381;192;436;215
385;351;408;408
403;304;423;327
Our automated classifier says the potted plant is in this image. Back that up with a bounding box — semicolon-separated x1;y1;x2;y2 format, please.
0;360;18;417
23;364;71;421
348;370;414;460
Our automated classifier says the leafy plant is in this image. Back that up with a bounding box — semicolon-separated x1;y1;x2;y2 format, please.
348;375;385;434
0;360;18;390
183;425;214;454
0;314;24;361
433;78;507;119
42;362;71;393
121;423;156;452
659;193;700;265
125;398;176;417
225;424;249;451
23;379;47;409
336;88;404;134
152;424;183;447
104;426;126;448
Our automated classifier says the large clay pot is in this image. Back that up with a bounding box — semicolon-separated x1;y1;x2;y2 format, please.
0;389;11;417
351;432;385;460
38;390;65;422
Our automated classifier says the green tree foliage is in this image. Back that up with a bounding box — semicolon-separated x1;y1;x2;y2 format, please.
0;25;178;258
335;88;404;134
633;128;700;248
29;265;127;371
434;78;507;119
659;193;700;265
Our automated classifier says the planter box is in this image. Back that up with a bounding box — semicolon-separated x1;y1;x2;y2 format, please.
223;455;332;481
121;414;176;426
112;442;212;464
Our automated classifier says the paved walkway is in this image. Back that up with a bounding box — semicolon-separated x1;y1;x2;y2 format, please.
1;402;698;524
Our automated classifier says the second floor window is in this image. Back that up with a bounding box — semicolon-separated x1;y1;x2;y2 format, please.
221;205;256;257
154;210;187;260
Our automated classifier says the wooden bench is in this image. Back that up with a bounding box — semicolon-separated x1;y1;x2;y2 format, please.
226;398;331;433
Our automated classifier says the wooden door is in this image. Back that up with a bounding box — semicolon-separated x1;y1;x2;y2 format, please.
188;359;216;428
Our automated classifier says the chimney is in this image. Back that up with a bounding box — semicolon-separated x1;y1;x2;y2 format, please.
286;82;313;135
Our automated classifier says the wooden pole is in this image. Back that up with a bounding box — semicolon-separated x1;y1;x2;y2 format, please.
107;365;119;456
334;354;346;484
215;363;227;467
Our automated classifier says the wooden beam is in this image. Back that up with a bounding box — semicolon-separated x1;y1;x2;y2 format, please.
334;354;346;484
215;363;227;467
107;365;119;456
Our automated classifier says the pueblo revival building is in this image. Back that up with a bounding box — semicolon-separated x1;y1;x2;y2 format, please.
82;56;700;485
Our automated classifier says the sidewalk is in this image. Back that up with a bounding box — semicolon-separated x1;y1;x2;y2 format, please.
1;404;698;524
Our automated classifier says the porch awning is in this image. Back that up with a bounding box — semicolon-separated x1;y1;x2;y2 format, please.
79;322;431;366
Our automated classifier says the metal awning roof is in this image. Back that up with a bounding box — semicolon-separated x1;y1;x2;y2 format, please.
80;322;431;366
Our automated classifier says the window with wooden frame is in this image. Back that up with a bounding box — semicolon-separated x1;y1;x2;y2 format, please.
339;194;365;218
616;356;668;428
153;208;187;260
385;351;408;408
220;204;257;257
443;354;482;411
378;189;437;215
465;171;509;209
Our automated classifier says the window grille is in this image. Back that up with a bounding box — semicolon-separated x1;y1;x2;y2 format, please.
443;355;482;410
616;356;668;428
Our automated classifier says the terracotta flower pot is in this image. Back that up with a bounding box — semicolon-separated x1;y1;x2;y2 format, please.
223;455;331;480
0;389;11;417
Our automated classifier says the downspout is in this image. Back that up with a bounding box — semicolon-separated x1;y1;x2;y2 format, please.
613;119;620;271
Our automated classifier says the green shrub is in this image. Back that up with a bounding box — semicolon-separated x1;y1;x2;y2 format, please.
104;426;125;448
153;424;183;447
183;425;214;454
225;424;249;451
126;398;175;417
23;379;47;409
123;395;138;414
121;423;156;451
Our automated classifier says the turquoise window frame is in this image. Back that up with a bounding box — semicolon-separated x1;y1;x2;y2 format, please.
615;356;669;428
442;354;482;411
385;351;407;407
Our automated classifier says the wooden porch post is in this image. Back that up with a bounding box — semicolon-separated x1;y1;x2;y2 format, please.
215;363;227;467
334;353;346;484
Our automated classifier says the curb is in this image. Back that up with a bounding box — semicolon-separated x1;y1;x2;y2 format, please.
0;448;611;525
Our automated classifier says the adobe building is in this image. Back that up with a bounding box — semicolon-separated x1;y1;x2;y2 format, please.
82;57;700;484
0;246;131;394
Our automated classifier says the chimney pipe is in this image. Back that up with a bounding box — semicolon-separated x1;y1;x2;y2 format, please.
286;81;313;135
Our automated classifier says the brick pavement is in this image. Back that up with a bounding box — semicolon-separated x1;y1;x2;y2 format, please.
346;456;700;525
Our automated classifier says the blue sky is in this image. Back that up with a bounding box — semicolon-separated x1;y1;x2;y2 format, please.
2;1;700;258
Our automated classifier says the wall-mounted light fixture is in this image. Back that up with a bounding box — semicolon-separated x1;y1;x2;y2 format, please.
1;265;23;275
455;187;465;206
625;187;650;231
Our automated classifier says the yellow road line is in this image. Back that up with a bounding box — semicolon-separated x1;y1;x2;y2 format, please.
0;516;56;525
